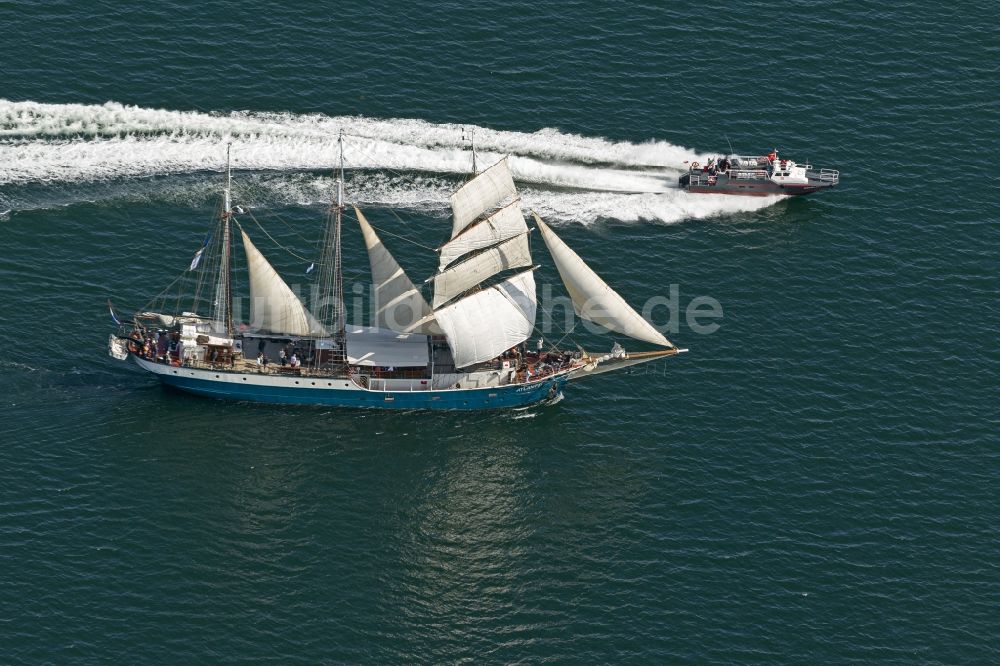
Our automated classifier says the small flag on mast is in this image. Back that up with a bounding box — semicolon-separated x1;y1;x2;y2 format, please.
189;235;211;271
189;248;205;271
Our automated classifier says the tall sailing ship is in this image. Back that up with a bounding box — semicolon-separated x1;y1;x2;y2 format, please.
108;138;686;410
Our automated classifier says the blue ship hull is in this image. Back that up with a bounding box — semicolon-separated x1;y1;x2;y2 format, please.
138;357;567;410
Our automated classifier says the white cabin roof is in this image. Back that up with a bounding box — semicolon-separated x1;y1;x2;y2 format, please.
345;325;429;367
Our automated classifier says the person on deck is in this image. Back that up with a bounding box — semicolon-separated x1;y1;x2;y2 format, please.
156;334;167;361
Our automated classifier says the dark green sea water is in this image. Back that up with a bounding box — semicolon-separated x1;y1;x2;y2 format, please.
1;2;998;663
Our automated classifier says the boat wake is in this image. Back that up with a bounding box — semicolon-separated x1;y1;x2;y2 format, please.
0;99;784;224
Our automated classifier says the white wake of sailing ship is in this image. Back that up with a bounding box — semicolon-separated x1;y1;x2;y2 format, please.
109;137;686;409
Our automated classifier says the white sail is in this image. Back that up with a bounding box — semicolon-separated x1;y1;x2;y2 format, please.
355;207;442;335
438;201;527;270
434;270;537;368
430;232;533;308
534;213;673;347
240;230;327;337
450;157;517;238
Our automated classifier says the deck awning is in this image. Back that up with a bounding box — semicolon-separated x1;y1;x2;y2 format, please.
345;325;430;367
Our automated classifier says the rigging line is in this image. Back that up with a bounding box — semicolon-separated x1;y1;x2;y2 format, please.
240;211;312;262
531;302;581;352
336;147;455;233
338;150;411;187
342;210;439;252
257;207;317;249
486;274;579;352
548;326;579;352
385;205;412;227
337;152;452;224
143;271;186;312
336;148;451;255
342;269;368;283
337;170;445;251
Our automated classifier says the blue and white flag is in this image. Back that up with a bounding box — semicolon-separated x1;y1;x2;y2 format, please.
189;235;211;271
108;300;121;325
189;247;205;271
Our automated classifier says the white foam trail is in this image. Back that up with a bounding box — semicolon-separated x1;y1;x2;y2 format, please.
522;188;786;224
0;99;780;224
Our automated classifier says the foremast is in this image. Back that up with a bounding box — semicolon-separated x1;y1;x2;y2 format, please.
351;156;535;368
464;126;477;175
429;158;537;368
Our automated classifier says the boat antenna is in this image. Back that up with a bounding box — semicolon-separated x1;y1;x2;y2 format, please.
725;135;735;157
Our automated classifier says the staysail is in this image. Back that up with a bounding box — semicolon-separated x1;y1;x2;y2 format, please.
355;207;442;335
534;213;673;348
240;230;327;337
433;270;537;368
449;157;517;238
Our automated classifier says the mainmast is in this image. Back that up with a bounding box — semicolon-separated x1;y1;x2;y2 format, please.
333;133;346;350
212;143;234;336
315;132;347;359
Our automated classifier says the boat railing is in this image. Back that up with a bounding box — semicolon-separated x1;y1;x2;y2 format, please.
177;356;360;379
817;168;840;184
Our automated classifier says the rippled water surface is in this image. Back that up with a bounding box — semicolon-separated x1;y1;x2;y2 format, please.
1;1;998;663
